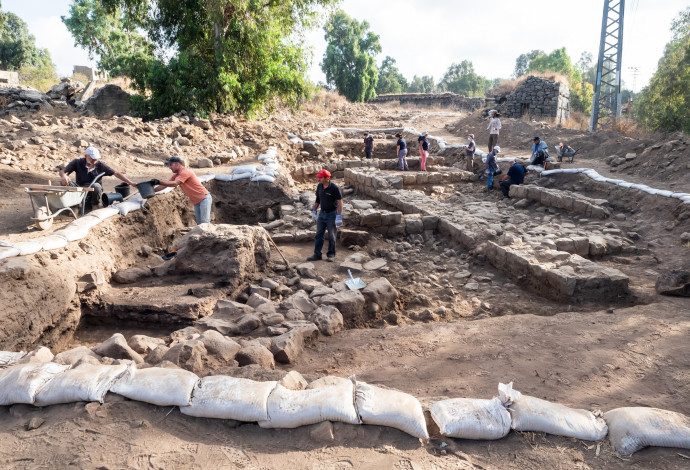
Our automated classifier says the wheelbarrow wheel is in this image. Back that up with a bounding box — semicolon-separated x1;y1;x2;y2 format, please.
36;207;53;230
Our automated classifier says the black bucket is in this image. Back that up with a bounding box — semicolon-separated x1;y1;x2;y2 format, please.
114;182;131;198
136;181;156;199
102;192;124;206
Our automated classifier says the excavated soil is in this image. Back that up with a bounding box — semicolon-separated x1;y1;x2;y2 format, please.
0;102;689;469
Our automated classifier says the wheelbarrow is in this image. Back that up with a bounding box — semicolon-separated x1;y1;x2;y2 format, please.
21;172;104;230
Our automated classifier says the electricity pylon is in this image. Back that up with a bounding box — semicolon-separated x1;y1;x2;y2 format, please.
589;0;625;131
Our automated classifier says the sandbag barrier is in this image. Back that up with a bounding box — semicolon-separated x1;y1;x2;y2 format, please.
0;147;284;260
1;352;689;455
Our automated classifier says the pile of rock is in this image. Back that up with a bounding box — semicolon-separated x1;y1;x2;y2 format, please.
46;78;85;102
0;86;54;114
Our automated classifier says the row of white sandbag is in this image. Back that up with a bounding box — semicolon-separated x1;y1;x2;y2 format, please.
430;381;690;455
542;168;690;203
0;360;428;439
0;197;148;259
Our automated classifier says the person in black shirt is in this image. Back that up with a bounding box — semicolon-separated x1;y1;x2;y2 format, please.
466;134;476;172
396;132;408;171
417;131;430;171
499;159;527;200
362;132;374;159
59;146;136;212
307;169;343;262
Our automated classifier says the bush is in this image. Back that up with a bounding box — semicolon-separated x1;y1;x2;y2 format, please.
19;63;57;92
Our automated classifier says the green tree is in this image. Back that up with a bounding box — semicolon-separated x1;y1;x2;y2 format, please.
438;60;487;97
376;56;408;94
408;75;434;93
635;7;690;133
576;51;594;84
513;49;543;78
321;10;381;102
63;0;337;118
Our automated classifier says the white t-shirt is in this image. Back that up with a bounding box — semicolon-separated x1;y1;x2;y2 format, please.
488;117;502;135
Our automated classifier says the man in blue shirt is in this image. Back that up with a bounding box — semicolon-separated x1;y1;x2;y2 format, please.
499;159;526;200
530;136;549;165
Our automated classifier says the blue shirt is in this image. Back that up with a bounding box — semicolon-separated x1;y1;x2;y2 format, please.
532;140;548;155
466;140;475;157
418;136;429;151
397;138;406;150
507;163;526;184
486;151;498;173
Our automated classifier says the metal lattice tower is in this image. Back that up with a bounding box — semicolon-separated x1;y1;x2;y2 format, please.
589;0;626;131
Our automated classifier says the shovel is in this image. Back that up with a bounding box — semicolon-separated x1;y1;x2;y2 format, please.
345;269;366;290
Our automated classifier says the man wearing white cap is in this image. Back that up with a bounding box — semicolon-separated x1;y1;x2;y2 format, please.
59;146;136;212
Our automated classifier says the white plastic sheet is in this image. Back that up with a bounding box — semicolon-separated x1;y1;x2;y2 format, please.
0;362;70;405
605;407;690;455
34;363;129;406
0;351;26;366
259;382;359;428
430;397;511;440
498;382;607;441
180;376;276;421
110;365;199;406
355;381;429;439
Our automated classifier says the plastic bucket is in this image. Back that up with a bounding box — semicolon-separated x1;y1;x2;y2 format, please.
136;181;156;199
114;182;131;198
102;192;124;206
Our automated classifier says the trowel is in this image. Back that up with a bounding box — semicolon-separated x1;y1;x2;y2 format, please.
345;269;366;290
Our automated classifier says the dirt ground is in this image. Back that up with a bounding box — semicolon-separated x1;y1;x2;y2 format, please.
0;102;689;469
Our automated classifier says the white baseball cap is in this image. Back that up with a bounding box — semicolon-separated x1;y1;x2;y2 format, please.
493;146;501;152
85;147;101;159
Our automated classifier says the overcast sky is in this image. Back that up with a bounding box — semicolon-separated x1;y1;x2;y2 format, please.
3;0;687;92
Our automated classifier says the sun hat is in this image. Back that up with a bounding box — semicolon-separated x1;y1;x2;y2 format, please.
493;146;501;152
84;147;101;159
316;169;331;178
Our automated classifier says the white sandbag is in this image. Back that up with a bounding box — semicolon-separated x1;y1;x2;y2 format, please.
35;234;69;251
630;184;651;191
34;363;129;406
232;165;259;175
259;382;359;429
429;397;511;440
110;365;199;406
115;200;144;216
0;245;19;259
355;381;429;439
67;215;103;230
0;362;70;405
88;207;121;221
605;407;690;455
213;174;232;182
180;376;276;421
498;382;607;441
0;351;26;366
655;189;673;197
230;172;252;181
251;175;276;183
198;174;215;183
616;181;633;188
13;240;43;256
54;224;90;242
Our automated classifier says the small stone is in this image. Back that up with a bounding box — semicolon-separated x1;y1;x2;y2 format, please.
26;417;45;430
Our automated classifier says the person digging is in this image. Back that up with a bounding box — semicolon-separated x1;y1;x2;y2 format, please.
154;156;212;225
307;169;343;262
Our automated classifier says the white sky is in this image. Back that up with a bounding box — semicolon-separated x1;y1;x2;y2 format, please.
3;0;687;92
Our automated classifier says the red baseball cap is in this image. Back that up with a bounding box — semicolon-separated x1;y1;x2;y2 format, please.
316;169;331;178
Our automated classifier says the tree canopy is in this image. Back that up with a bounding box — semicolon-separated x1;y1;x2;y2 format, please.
63;0;338;118
376;56;408;95
438;60;487;97
635;7;690;133
321;10;381;102
408;75;435;93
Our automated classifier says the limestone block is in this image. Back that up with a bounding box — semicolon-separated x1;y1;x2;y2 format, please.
588;236;607;256
362;277;398;311
309;305;344;336
92;333;144;363
360;209;382;227
128;335;165;355
270;330;305;364
405;216;424;235
232;314;262;334
571;237;590;256
53;346;102;366
199;330;241;362
555;238;575;253
416;172;428;184
318;290;366;324
402;173;416;185
280;290;317;314
422;215;439;230
381;211;403;226
427;172;443;184
387;223;406;237
213;299;255;321
235;342;275;369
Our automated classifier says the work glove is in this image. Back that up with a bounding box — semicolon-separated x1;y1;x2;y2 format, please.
150;179;160;186
335;214;343;227
312;210;317;221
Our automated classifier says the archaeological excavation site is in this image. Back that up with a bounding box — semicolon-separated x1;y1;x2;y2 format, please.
0;94;689;469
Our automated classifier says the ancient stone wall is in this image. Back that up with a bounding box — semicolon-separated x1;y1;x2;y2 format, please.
0;70;19;86
496;76;570;121
369;93;485;111
510;184;611;219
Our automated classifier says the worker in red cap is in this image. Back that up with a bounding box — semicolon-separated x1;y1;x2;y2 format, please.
307;169;343;262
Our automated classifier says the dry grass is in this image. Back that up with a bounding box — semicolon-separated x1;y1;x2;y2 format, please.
94;76;137;93
559;112;590;131
302;88;349;116
71;73;90;85
610;118;660;140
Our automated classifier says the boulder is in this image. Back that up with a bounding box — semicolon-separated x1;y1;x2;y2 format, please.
656;269;690;297
235;342;275;369
339;229;371;247
280;290;317;314
161;339;208;374
271;330;306;364
85;84;131;118
199;330;241;362
310;305;344;336
232;313;262;334
317;290;366;325
145;345;170;365
112;267;152;284
17;346;54;364
167;225;270;284
211;299;255;321
128;335;165;354
92;333;144;363
53;346;101;366
278;370;308;390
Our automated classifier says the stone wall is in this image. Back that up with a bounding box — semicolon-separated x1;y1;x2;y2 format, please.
344;167;629;302
509;184;611;219
496;76;570;121
0;70;19;86
290;156;453;182
369;93;485;111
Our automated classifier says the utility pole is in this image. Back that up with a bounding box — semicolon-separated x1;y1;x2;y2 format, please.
589;0;625;132
628;66;640;93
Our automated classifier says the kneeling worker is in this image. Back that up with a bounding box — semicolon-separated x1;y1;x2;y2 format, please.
154;156;212;224
59;146;136;212
307;169;343;262
499;159;526;200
